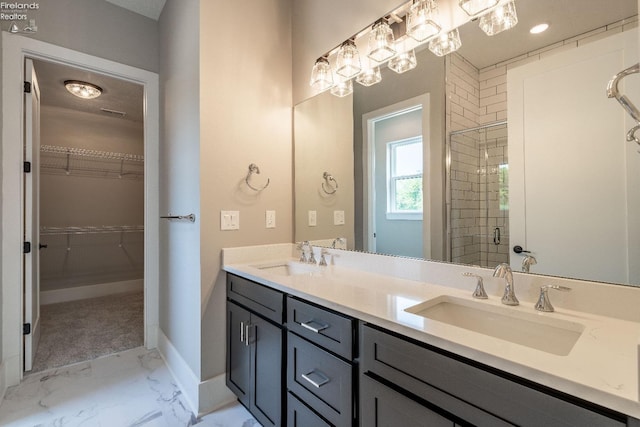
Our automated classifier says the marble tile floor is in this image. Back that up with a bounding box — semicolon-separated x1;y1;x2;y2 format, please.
0;346;258;427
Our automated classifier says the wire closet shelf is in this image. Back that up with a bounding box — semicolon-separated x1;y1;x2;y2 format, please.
40;225;144;235
40;145;144;179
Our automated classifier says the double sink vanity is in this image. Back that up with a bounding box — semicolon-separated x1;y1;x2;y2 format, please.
222;243;640;426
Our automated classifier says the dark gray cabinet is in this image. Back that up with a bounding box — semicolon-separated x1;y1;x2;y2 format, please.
361;323;629;427
287;391;332;427
286;296;356;426
226;274;284;427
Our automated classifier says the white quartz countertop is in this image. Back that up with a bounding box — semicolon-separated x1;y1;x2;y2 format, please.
222;246;640;419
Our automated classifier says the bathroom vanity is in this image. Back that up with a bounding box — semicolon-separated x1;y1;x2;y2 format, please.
223;244;640;426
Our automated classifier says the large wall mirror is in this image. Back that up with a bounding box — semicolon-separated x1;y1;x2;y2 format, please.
294;0;639;287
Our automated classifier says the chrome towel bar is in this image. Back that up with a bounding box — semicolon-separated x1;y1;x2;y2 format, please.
161;214;196;222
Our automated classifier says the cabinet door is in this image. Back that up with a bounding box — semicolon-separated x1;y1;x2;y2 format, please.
361;375;454;427
287;392;332;427
226;302;251;407
251;314;283;427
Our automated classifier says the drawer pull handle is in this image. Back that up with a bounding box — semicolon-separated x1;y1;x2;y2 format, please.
301;370;330;388
244;323;251;346
240;321;245;343
300;320;329;333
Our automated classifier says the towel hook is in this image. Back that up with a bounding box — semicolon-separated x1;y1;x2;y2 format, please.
245;163;270;191
321;171;338;194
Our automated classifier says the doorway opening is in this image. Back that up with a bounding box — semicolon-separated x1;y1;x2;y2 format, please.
26;58;146;373
363;94;430;258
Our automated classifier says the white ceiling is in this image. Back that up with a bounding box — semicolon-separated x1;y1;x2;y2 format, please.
104;0;166;20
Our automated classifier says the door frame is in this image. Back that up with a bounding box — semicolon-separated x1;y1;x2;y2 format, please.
2;33;160;385
362;94;431;256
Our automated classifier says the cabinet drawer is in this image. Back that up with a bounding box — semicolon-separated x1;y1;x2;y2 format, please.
361;324;625;427
361;374;454;427
287;392;332;427
287;296;354;359
287;332;353;426
227;274;284;324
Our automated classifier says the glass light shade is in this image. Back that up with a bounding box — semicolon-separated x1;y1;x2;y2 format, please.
64;80;102;99
356;64;382;87
330;76;353;97
406;0;441;42
336;40;362;78
388;49;417;74
458;0;499;16
428;28;462;56
479;1;518;36
368;21;396;63
309;57;334;91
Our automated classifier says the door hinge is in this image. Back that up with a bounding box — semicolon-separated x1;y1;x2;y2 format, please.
23;242;31;254
23;161;31;173
23;323;31;335
24;81;31;93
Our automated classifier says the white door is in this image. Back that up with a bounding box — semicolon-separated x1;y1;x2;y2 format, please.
24;58;41;372
508;29;638;284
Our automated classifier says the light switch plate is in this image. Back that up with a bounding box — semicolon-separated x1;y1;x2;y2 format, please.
308;210;317;227
334;210;345;225
221;210;240;230
266;210;276;228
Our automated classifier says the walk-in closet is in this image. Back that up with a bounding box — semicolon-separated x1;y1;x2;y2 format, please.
31;59;145;373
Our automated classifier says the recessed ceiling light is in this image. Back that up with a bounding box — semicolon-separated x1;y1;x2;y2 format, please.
530;23;549;34
64;80;102;99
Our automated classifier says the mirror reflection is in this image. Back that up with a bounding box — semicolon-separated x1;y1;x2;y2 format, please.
294;0;639;287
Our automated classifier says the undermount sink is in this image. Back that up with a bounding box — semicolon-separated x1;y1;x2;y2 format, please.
254;261;322;277
405;296;584;356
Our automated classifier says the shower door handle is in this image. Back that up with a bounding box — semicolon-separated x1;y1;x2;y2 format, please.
493;228;500;245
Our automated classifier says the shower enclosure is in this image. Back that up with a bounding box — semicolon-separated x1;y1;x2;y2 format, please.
447;121;509;268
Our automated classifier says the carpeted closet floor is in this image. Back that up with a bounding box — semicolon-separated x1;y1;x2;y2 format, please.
31;290;144;373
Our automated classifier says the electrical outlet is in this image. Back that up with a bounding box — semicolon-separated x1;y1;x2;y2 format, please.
334;210;345;225
308;210;317;227
221;210;240;230
266;210;276;228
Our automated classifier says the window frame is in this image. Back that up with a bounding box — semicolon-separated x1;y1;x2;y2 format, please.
386;136;424;221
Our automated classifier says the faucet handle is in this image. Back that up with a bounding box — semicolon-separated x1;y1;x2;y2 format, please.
319;248;329;266
463;272;488;299
308;247;317;264
535;284;571;312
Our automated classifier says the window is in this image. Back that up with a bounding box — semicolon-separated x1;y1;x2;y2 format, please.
387;137;423;220
498;163;509;211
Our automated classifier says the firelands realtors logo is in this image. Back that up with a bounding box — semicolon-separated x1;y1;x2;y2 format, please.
1;2;39;21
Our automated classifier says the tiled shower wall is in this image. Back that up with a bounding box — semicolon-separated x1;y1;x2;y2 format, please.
446;15;638;267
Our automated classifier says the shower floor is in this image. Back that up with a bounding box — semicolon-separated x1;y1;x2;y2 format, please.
31;290;144;373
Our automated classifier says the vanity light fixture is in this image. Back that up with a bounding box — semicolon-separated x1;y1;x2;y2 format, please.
367;19;397;63
530;23;549;34
310;57;334;91
330;76;353;97
388;47;417;74
406;0;441;42
356;60;382;87
335;39;362;78
458;0;499;16
428;28;462;56
64;80;103;99
479;1;518;36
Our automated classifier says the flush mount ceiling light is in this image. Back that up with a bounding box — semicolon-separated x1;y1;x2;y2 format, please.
64;80;103;99
530;23;549;34
479;1;518;36
458;0;499;16
309;57;334;92
428;28;462;56
368;19;397;63
406;0;441;42
336;40;362;79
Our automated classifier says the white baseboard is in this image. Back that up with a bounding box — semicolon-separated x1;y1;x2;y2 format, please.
198;373;236;416
156;329;200;416
40;279;144;305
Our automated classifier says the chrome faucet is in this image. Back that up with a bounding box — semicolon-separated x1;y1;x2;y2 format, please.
521;254;537;273
299;241;317;264
462;272;487;299
493;263;519;306
535;284;571;312
331;237;346;249
318;248;329;266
